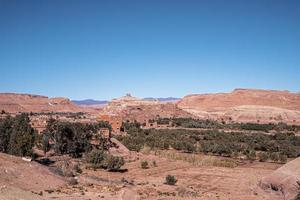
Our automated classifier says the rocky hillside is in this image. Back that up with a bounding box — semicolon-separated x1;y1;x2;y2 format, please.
0;93;86;113
101;94;192;122
177;89;300;124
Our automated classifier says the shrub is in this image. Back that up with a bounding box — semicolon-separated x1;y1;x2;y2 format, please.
279;154;288;163
141;161;149;169
152;160;157;167
246;150;256;161
165;175;177;185
269;152;279;162
68;177;78;185
257;152;269;162
8;114;36;157
86;150;125;171
101;155;125;171
86;149;106;169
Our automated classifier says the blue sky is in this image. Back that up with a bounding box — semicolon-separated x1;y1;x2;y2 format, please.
0;0;299;100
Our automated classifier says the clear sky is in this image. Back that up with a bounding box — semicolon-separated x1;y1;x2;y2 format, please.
0;0;299;100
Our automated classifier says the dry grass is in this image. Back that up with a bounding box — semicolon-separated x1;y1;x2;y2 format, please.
153;150;237;168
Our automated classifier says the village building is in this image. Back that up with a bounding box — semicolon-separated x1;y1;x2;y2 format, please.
98;114;122;133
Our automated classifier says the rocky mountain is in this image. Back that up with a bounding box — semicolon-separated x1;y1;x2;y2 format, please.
0;93;86;113
177;89;300;124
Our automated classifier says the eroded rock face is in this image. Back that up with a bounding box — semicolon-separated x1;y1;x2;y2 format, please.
259;157;300;200
177;89;300;124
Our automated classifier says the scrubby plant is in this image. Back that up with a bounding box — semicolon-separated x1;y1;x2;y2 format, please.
86;149;125;171
101;154;125;171
141;160;149;169
86;149;106;169
269;152;279;162
279;154;288;163
257;152;269;162
246;150;256;161
68;177;78;185
165;175;177;185
152;160;157;167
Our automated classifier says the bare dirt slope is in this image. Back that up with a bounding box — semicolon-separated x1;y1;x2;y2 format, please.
75;152;282;200
0;153;65;200
177;89;300;124
0;93;88;113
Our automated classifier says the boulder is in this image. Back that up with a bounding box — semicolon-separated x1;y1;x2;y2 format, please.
259;157;300;200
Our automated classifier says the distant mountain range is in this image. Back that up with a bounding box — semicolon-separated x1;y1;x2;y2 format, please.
72;97;181;106
72;99;108;106
142;97;181;102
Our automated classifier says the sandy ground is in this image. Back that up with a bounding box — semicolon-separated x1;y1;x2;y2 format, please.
0;152;284;200
45;153;283;200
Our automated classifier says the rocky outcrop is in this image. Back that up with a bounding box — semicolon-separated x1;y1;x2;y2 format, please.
259;157;300;200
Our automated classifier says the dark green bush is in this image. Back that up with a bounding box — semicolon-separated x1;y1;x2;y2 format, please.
101;155;125;171
165;175;177;185
86;149;125;171
86;149;106;169
0;114;36;157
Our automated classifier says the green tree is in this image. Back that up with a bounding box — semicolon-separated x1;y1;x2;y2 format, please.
8;114;36;156
0;116;13;153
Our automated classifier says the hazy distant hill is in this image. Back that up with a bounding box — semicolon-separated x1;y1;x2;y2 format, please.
72;99;108;106
142;97;181;102
73;97;180;107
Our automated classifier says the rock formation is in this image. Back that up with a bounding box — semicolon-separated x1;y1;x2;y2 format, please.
177;89;300;124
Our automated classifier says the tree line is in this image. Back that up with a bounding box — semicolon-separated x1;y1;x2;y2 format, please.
116;122;300;163
0;114;124;171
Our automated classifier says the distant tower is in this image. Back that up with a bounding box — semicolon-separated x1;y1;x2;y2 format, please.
126;93;132;97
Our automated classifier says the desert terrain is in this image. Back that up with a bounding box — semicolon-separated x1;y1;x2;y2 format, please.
0;88;300;200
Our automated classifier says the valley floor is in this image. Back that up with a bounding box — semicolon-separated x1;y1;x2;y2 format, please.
0;152;285;200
